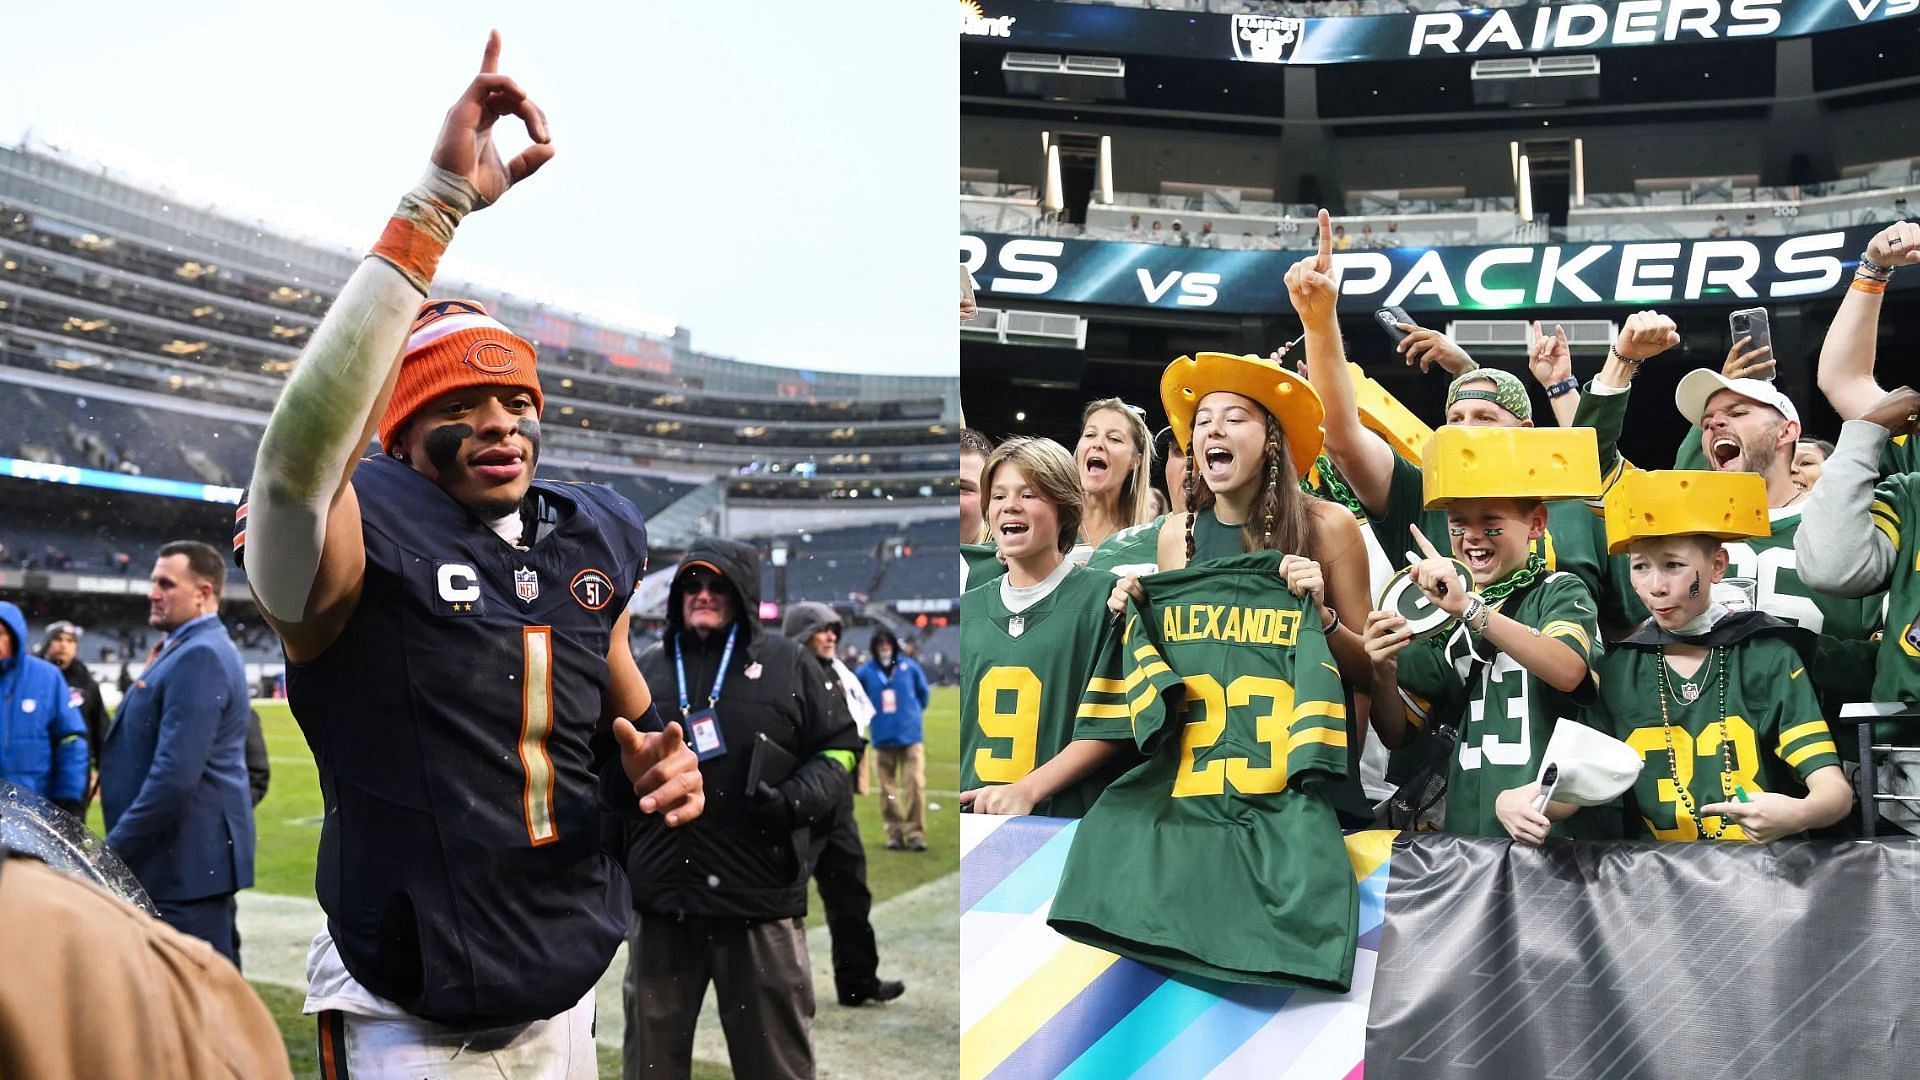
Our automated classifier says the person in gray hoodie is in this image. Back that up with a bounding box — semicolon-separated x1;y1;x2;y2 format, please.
784;601;905;1007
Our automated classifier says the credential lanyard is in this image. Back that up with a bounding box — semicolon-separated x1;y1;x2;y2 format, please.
675;624;739;712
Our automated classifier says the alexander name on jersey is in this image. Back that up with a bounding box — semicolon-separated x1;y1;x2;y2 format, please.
1160;601;1306;646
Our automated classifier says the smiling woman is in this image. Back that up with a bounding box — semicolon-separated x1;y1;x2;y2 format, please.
1073;397;1154;549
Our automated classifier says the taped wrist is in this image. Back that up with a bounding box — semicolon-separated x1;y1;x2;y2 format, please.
370;165;485;294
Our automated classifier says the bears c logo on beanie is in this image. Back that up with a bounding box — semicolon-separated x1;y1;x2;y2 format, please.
379;299;545;451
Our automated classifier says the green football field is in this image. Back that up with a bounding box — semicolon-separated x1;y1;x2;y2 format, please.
228;686;961;1078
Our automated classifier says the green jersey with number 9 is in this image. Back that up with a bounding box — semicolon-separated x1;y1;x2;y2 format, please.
1394;571;1609;838
960;562;1119;817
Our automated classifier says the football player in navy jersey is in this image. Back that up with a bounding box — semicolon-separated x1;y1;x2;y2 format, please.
240;33;703;1077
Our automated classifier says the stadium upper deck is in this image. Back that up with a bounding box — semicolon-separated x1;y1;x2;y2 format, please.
960;0;1920;463
0;143;959;507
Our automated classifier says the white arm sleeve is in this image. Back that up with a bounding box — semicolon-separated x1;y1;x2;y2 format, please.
245;256;421;622
1795;419;1896;599
247;167;482;623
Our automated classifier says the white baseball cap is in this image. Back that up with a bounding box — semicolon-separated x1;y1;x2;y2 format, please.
1537;718;1644;806
1675;370;1800;428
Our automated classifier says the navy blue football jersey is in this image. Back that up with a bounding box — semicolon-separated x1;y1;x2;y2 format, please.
286;453;648;1027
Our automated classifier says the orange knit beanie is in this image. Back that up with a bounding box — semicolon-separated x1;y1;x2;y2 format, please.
378;299;544;451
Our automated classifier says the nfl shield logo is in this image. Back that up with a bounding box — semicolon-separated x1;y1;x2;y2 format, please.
1008;616;1025;639
515;567;540;603
1680;683;1701;704
1231;15;1305;64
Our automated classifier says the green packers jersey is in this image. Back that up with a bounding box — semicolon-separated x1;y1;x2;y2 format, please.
960;563;1118;818
961;542;1006;593
1081;515;1165;576
1595;637;1840;842
1189;500;1396;812
1583;381;1889;701
1052;551;1356;990
1394;571;1607;839
1604;507;1883;711
1380;453;1610;602
1882;433;1920;477
1869;473;1920;704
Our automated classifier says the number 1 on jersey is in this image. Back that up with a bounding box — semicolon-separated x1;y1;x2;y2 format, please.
520;626;559;846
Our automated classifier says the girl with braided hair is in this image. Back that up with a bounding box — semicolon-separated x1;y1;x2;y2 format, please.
1110;353;1374;685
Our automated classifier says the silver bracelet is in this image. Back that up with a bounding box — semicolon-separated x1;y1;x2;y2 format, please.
1462;593;1490;634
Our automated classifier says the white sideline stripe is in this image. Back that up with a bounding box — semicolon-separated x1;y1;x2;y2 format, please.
241;870;959;994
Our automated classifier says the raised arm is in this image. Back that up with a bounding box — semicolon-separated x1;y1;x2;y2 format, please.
1797;389;1920;597
1289;210;1396;516
1526;322;1579;428
1817;221;1920;421
246;32;554;661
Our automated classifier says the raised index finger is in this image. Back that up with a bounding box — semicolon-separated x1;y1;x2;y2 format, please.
1315;208;1332;271
480;29;501;74
1409;523;1444;561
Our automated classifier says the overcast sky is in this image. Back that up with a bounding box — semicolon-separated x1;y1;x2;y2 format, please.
0;2;956;376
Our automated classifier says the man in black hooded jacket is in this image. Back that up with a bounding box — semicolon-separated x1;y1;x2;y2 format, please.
622;538;861;1080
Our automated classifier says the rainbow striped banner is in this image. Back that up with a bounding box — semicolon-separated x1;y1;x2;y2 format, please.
961;816;1395;1080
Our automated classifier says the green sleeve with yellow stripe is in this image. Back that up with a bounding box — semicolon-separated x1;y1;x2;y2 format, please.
1763;638;1841;782
1075;608;1178;745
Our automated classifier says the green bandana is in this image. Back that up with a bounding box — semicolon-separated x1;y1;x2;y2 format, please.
1445;368;1531;423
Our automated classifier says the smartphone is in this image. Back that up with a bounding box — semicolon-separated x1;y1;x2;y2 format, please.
1729;307;1773;379
1375;305;1415;346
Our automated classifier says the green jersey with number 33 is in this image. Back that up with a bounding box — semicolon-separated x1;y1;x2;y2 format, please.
1595;637;1839;842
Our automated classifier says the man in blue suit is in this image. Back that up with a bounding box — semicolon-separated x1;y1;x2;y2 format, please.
101;540;255;966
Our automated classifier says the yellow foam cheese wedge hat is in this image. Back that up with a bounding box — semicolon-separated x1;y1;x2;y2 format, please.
1420;425;1602;509
1601;469;1768;555
1162;352;1325;480
1348;362;1433;465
